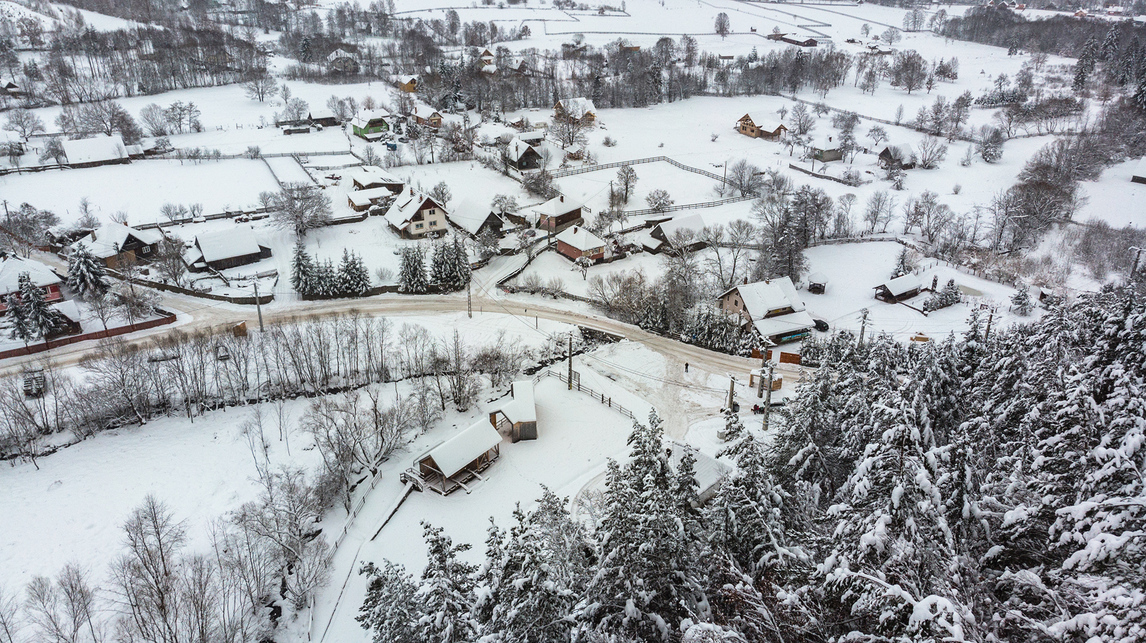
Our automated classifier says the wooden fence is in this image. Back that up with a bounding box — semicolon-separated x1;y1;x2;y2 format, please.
109;270;275;305
536;369;638;421
0;310;177;361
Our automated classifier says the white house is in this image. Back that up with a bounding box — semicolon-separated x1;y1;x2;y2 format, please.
383;190;449;238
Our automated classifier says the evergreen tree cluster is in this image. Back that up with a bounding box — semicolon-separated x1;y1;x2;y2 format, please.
361;287;1146;643
397;237;472;294
290;241;371;299
921;278;962;311
65;243;109;300
7;272;65;344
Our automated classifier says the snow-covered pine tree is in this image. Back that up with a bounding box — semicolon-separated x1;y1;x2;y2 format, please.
337;249;370;297
1011;283;1033;316
891;246;913;278
19;272;62;340
451;236;472;290
430;239;451;290
580;411;706;640
398;246;428;294
6;293;33;344
290;240;315;295
414;523;479;643
357;561;419;643
66;243;108;299
313;259;337;298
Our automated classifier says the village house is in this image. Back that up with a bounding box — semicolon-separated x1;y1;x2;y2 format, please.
350;109;393;141
447;197;507;239
71;223;163;268
308;108;340;127
186;227;272;272
51;300;84;337
532;194;586;231
811;135;843;162
410;105;443;128
670;443;731;505
878;144;916;169
643;213;709;254
478;48;495;65
506;138;543;171
62;135;130;168
874;273;923;302
348;188;398;212
1132;157;1146;184
408;418;503;495
0;255;64;314
489;379;537;443
554;97;597;125
555;225;606;262
395;75;418;93
326;47;359;74
383;190;449;238
718;277;816;345
735;115;787;140
516;130;546;146
347;166;404;192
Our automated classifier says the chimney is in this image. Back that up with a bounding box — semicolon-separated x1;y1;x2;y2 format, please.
559;195;564;202
409;187;414;196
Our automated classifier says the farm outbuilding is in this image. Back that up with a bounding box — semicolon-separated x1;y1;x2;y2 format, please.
874;274;923;302
347;166;404;192
554;97;597;124
490;379;537;443
878;144;916;169
448;197;506;239
807;272;828;294
736;115;787;140
533;194;586;231
506;138;543;171
811;135;843;162
555;225;605;262
187;227;272;272
1133;157;1146;184
62;135;129;168
412;419;503;495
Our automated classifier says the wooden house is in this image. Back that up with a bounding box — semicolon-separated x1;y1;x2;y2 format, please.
308;108;340;127
62;135;129;168
506;138;543;171
72;223;163;268
50;300;84;337
350;109;392;141
478;48;495;65
874;273;922;302
811;135;843;162
448;197;506;239
395;75;418;93
555;225;605;262
554;97;596;125
781;36;818;47
410;105;443;128
718;277;815;345
347;166;404;192
0;255;64;314
878;144;916;169
736;115;787;140
410;419;503;495
187;227;272;272
490;379;537;443
533;194;586;231
384;189;449;238
326;47;359;74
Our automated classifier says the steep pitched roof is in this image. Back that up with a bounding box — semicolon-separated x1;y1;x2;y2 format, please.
384;192;444;230
720;277;806;321
0;255;61;295
194;227;264;264
88;223;162;258
425;419;503;478
448;197;503;235
507;138;538;162
347;165;403;189
556;97;596;119
555;225;604;252
531;194;584;218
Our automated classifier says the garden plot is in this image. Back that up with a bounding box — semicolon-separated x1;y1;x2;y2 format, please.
513;249;668;299
264;156;314;185
0;159;279;227
555;161;724;221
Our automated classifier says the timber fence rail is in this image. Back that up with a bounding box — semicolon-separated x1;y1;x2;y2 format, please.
536;369;637;421
0;311;177;361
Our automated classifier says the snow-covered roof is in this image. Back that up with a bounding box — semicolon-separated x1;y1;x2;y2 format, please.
531;194;585;218
1134;157;1146;180
62;135;128;165
309;107;335;120
326;48;355;61
347;165;403;189
656;213;705;240
721;277;806;320
350;109;392;129
495;379;536;424
84;223;162;259
396;75;418;84
556;225;605;251
669;442;730;501
384;192;444;230
0;255;61;295
52;299;82;323
507;138;538;162
812;135;839;150
481;64;498;74
426;419;503;479
448;197;503;235
347;187;396;208
557;97;596;119
517;130;545;144
807;272;828;285
411;105;441;119
880;273;922;297
752;310;816;342
194;226;264;264
881;144;914;162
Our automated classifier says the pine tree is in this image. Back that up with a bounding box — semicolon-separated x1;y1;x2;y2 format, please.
891;246;913;278
430;239;452;290
6;293;33;345
398;245;428;293
451;236;472;290
1011;284;1033;316
415;523;478;643
290;240;315;295
19;272;62;340
65;243;107;299
337;249;370;297
357;561;419;643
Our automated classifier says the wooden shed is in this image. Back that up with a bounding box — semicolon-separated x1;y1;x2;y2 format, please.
412;420;503;495
874;273;922;302
490;379;537;443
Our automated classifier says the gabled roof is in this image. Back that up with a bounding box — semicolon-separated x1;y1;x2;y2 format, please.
62;135;128;165
350;109;392;129
495;379;536;424
880;144;915;162
507;138;539;162
53;299;83;323
348;187;397;208
531;194;584;218
80;223;162;259
812;135;839;150
194;226;265;264
326;47;355;61
752;310;816;341
448;197;504;235
517;130;545;144
481;64;498;74
555;225;604;251
719;277;806;320
656;213;705;240
879;273;922;297
347;165;403;189
0;255;61;295
411;105;441;119
669;442;730;499
556;97;596;119
309;108;336;120
426;419;503;479
384;192;445;230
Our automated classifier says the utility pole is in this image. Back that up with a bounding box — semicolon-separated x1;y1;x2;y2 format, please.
466;278;472;318
985;305;996;340
567;333;574;390
726;375;735;410
858;308;869;346
253;281;265;332
756;350;768;398
762;364;774;433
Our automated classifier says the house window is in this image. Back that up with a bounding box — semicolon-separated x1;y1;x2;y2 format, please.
415;223;424;229
141;246;151;254
426;208;436;215
429;220;437;227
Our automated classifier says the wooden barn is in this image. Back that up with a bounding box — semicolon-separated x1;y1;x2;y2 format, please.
532;194;586;231
187;227;272;272
62;135;129;168
874;274;923;302
736;115;787;140
555;225;605;262
878;144;916;169
411;419;503;495
490;379;537;443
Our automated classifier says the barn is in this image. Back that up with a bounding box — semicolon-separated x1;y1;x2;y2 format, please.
555;225;605;262
187;227;272;272
878;144;916;169
532;194;586;231
506;138;543;171
411;419;503;495
874;273;923;302
62;135;130;168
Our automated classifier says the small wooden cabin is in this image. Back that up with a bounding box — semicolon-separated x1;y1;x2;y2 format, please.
413;420;503;495
490;379;537;443
874;274;923;302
